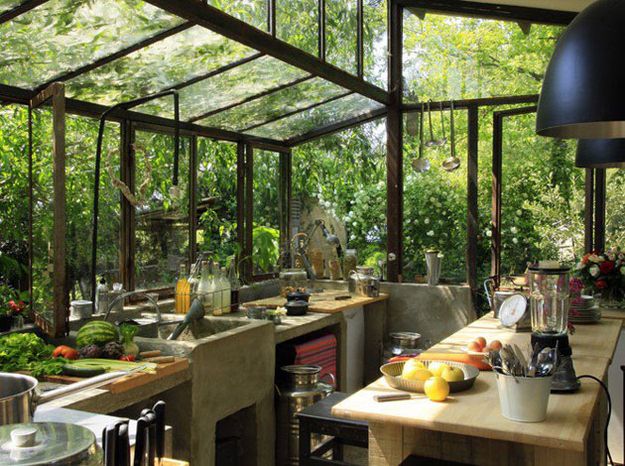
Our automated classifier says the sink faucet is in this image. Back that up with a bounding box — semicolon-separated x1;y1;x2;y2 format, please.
167;297;205;340
104;291;162;324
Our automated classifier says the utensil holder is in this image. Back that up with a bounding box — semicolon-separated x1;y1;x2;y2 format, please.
496;373;552;422
425;252;441;286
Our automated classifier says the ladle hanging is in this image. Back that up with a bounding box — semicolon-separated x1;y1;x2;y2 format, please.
442;100;461;171
412;103;431;173
424;100;439;147
436;101;448;146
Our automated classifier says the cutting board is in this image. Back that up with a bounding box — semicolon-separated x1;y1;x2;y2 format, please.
45;357;189;394
246;291;388;314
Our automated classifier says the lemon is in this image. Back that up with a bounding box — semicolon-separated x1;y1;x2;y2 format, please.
424;376;450;402
441;366;464;382
402;367;432;382
428;362;450;377
403;359;426;372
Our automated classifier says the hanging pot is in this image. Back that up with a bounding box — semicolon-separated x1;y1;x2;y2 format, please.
442;100;461;171
0;370;135;425
412;103;431;173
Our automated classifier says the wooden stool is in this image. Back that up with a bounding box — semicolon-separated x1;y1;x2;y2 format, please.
297;392;368;465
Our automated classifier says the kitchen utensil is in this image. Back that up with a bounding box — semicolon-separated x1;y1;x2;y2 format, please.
425;250;441;286
436;101;448;146
285;299;308;316
496;372;553;422
528;264;570;336
0;422;102;465
103;424;116;466
286;290;310;302
349;266;380;297
442;100;460;171
153;401;166;462
374;393;413;402
498;293;531;330
71;300;93;319
425;100;440;147
116;422;130;466
387;332;422;358
412;103;431;173
133;416;147;466
380;360;479;393
0;369;138;425
145;412;156;466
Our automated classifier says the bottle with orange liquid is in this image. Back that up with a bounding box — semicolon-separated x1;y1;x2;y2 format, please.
175;262;191;314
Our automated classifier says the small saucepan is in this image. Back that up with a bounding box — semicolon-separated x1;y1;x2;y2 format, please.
0;370;134;425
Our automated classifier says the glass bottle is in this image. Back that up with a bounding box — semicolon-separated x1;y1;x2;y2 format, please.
220;267;231;314
196;260;213;314
175;263;190;314
211;262;223;316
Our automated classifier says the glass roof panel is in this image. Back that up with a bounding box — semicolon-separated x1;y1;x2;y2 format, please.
196;77;347;131
364;0;387;89
245;93;383;140
0;0;184;89
208;0;268;31
136;55;309;120
326;0;357;74
0;0;22;13
277;0;318;56
66;26;255;106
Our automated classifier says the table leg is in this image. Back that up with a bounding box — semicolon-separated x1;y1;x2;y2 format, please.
369;422;406;465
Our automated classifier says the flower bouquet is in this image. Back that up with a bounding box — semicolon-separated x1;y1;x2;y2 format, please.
575;249;625;308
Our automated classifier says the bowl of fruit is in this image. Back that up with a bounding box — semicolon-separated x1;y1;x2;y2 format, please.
380;359;479;395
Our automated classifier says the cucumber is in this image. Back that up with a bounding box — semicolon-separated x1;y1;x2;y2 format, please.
62;364;106;377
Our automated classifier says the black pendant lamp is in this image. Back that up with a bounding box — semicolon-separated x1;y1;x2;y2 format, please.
576;138;625;168
536;0;625;139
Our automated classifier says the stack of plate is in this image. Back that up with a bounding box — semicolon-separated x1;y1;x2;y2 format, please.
569;295;601;323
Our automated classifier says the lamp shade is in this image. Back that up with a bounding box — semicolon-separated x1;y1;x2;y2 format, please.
576;138;625;168
536;0;625;139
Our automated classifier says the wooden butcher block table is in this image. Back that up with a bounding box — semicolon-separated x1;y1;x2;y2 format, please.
332;313;622;466
246;290;388;313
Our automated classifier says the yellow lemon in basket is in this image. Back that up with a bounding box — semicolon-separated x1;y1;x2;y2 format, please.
402;358;426;372
424;376;450;402
441;366;464;382
428;361;450;377
402;367;432;382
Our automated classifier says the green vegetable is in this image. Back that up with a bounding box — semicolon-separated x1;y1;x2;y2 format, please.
62;364;106;377
119;323;139;357
0;332;66;377
65;358;157;374
76;321;119;347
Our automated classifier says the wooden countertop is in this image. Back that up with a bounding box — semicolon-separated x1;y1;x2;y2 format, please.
246;291;388;314
332;313;622;452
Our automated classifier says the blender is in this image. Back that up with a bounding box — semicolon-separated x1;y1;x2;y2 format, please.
528;263;580;392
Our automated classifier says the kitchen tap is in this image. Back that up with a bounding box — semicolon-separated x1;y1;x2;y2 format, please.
103;291;162;324
167;297;205;340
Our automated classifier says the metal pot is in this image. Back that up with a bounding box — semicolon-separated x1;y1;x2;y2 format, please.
0;422;101;465
349;266;380;297
276;365;334;466
0;370;133;425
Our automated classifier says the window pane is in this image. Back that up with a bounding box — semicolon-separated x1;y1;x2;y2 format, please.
277;0;318;55
253;150;281;274
67;26;255;106
134;131;190;290
292;120;387;278
0;0;183;89
208;0;268;30
197;77;346;132
245;93;383;140
0;106;29;292
402;11;564;101
364;0;387;88
402;109;467;283
66;117;121;299
137;55;308;120
326;0;357;74
604;169;625;249
196;138;238;263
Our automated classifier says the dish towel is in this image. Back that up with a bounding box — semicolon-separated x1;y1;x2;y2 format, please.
293;333;337;387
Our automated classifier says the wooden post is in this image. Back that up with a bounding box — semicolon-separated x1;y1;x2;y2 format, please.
594;168;606;252
278;150;292;268
120;121;136;291
189;135;198;264
386;0;403;282
236;141;246;280
244;144;254;283
584;168;594;253
467;105;479;299
319;0;326;61
491;113;503;285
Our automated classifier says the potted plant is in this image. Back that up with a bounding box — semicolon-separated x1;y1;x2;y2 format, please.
0;283;26;332
575;248;625;308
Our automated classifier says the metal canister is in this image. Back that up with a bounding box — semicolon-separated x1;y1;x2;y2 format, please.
276;365;334;466
349;266;380;297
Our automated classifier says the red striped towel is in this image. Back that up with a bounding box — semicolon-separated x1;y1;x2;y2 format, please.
293;334;337;387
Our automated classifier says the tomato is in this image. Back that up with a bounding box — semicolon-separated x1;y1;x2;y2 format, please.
52;345;78;360
119;355;136;362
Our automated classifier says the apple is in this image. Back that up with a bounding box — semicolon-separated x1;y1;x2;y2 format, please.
402;358;426;374
441;366;464;382
424;376;450;402
402;367;432;382
488;340;503;351
428;361;450;377
475;336;487;349
467;341;483;352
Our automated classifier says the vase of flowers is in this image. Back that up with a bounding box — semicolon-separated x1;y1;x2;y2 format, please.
0;283;26;332
575;249;625;309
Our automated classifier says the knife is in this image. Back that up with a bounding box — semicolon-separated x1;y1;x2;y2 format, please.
153;401;166;460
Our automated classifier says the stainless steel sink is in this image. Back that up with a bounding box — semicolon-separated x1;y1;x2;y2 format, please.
141;317;252;341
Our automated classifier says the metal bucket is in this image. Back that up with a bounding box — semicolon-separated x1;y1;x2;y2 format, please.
275;365;334;466
425;251;441;285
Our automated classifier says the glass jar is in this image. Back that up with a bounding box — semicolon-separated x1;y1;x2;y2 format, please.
342;249;358;280
279;268;308;295
528;265;570;336
383;332;427;361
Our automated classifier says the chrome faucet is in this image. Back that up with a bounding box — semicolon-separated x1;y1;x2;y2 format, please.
167;297;205;340
104;291;162;324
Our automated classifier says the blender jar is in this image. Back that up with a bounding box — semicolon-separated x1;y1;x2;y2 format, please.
528;265;570;335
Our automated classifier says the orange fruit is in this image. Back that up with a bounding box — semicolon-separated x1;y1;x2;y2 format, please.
467;341;483;352
475;337;487;349
488;340;503;351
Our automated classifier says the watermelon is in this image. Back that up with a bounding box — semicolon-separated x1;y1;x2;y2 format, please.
76;320;119;348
